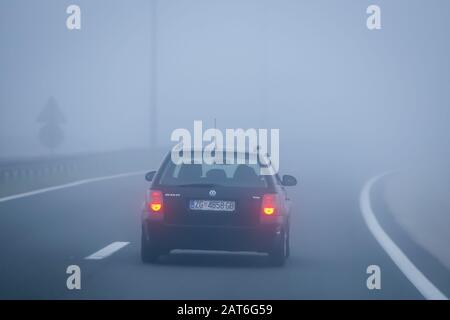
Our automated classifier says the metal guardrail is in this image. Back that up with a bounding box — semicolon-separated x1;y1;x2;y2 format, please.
0;149;164;183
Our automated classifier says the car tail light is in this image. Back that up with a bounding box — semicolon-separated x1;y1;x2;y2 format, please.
262;194;277;215
148;190;163;213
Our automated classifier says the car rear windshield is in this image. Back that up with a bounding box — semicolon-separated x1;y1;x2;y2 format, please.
159;157;268;188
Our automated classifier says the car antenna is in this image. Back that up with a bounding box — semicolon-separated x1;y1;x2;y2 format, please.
212;118;217;164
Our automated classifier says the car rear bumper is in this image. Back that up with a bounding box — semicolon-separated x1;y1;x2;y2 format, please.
142;220;283;253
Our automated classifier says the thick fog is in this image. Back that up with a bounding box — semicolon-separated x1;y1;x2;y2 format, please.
1;1;450;300
1;0;449;169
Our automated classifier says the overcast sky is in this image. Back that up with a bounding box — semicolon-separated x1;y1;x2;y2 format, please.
1;0;449;163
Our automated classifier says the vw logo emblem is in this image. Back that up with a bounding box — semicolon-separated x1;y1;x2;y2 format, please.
209;190;217;197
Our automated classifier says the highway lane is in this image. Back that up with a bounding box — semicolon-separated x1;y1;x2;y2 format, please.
0;158;424;299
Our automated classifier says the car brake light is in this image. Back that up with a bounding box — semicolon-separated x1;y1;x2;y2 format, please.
148;190;163;213
262;194;277;215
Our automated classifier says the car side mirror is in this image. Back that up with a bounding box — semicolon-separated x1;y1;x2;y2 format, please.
145;171;156;182
281;174;297;186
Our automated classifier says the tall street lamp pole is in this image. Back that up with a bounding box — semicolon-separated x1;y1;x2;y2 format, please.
150;0;158;149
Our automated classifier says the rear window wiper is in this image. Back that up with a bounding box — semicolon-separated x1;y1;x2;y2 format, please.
176;183;224;188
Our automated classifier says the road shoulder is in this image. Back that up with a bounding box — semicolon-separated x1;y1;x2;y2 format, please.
371;173;450;299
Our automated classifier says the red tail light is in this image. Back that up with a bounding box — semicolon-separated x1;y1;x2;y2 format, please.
148;190;163;213
262;194;277;215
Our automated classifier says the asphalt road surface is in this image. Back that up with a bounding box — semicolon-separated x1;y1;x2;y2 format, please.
0;153;440;299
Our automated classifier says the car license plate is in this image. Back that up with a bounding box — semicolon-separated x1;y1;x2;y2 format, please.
189;200;235;212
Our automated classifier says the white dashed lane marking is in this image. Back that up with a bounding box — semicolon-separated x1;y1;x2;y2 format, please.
85;242;130;260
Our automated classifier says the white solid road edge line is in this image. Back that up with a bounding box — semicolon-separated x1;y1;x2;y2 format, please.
0;170;147;203
360;172;448;300
85;242;130;260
